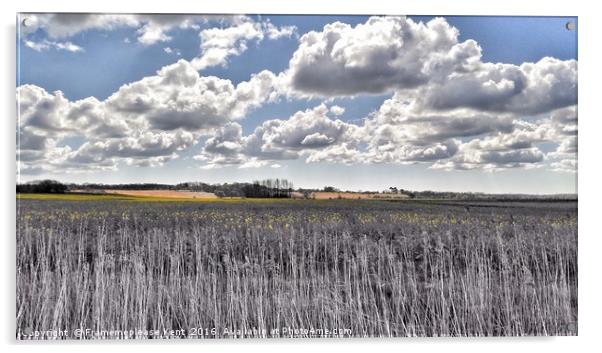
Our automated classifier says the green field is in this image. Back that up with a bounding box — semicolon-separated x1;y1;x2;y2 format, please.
17;193;282;203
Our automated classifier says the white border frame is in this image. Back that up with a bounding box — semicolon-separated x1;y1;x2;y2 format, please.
3;1;599;352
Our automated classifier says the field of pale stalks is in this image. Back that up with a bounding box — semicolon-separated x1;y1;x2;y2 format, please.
16;199;577;338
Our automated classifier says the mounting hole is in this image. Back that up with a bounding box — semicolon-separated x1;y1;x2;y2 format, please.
565;21;575;31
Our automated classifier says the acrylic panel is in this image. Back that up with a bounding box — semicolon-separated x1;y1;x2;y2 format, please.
16;13;578;340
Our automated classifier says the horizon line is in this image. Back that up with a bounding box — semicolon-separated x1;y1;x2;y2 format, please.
16;178;578;196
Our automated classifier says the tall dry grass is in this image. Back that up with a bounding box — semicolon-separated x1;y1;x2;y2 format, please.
16;200;577;338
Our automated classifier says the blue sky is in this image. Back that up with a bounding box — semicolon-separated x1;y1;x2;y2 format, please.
16;14;578;193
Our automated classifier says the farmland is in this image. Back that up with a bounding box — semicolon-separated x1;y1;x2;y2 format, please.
103;189;218;199
311;192;410;200
16;197;577;338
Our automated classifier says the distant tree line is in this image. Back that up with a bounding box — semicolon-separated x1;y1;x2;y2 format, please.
16;180;67;193
409;190;577;201
242;179;293;198
175;179;294;198
175;182;246;197
16;179;576;201
73;183;175;191
35;179;294;198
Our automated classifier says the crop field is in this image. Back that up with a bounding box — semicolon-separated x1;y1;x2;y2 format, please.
311;192;410;200
103;190;219;199
16;198;577;338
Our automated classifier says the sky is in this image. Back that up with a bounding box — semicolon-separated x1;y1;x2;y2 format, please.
16;14;578;194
